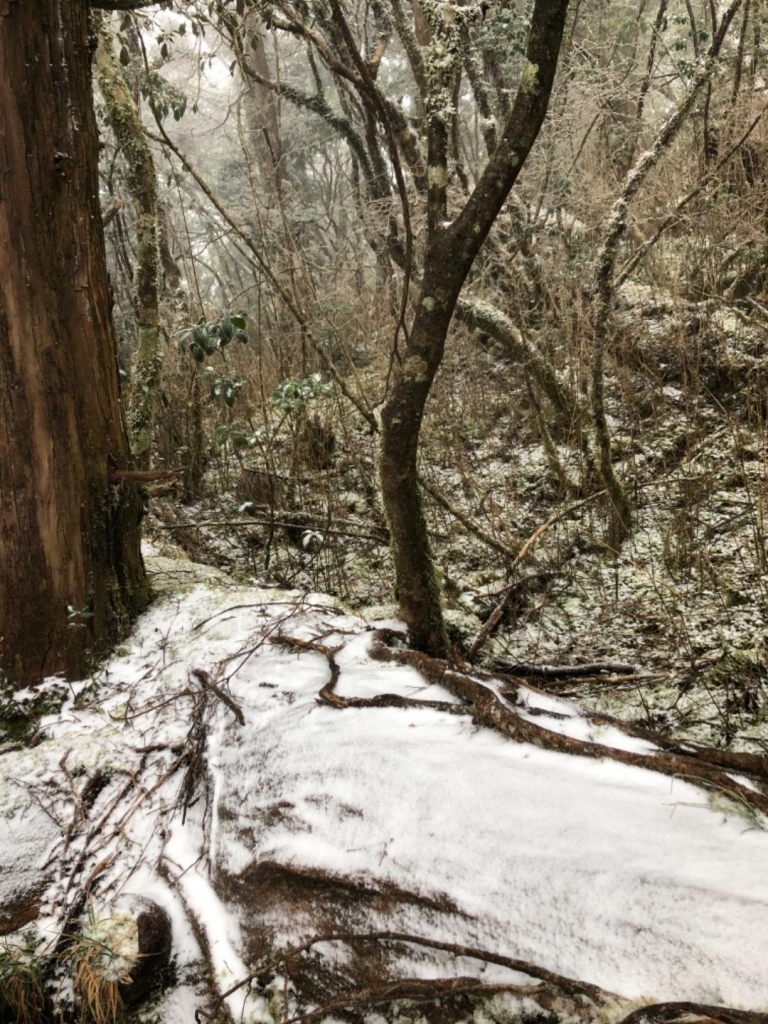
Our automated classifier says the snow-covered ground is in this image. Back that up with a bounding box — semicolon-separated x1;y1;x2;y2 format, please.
1;571;767;1021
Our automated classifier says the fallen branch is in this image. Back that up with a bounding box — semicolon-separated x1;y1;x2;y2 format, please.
191;668;245;726
496;659;641;678
419;475;520;561
157;517;388;544
111;467;182;483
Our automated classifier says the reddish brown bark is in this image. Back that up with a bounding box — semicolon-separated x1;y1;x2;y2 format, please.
0;0;148;687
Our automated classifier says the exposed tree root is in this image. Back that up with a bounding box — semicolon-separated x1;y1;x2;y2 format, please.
293;931;612;1003
196;927;768;1024
272;633;466;715
297;629;768;817
617;1005;768;1024
188;628;768;1024
373;631;768;814
195;929;612;1023
288;977;546;1024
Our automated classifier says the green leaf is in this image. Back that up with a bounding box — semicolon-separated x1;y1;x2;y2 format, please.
231;315;246;330
190;342;205;362
119;46;131;66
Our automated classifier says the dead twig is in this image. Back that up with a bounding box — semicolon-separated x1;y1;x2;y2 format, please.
468;491;605;661
190;668;245;726
419;475;520;561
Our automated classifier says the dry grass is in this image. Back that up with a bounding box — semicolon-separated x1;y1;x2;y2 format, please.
0;938;46;1024
66;907;141;1024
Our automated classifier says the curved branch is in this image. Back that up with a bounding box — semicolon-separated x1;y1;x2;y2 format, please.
456;295;586;425
242;60;377;187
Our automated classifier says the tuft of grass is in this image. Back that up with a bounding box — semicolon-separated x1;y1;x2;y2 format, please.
0;936;46;1024
66;906;141;1024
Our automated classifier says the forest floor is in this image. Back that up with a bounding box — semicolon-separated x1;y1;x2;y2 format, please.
146;284;768;756
3;284;768;1022
1;555;767;1023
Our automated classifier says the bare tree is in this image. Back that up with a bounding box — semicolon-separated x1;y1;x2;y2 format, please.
368;0;571;655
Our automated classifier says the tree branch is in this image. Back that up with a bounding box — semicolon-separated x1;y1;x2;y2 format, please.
142;125;377;429
89;0;164;9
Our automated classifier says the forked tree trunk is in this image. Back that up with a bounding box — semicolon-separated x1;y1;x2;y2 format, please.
380;0;570;656
0;0;148;688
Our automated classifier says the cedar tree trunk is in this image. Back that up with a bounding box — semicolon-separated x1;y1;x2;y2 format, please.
0;0;148;688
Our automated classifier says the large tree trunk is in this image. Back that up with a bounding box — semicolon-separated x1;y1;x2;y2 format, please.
0;0;148;688
95;18;161;468
380;0;570;656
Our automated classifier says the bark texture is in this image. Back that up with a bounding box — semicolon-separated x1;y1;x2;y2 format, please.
0;0;148;687
379;0;570;656
95;19;161;468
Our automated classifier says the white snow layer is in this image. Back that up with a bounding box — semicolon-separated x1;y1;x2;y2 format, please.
1;583;767;1016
